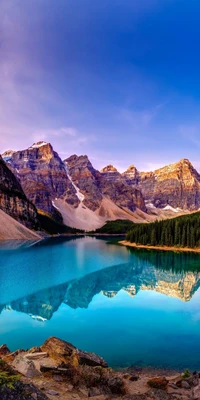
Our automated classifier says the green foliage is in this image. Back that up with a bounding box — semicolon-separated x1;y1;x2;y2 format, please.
93;220;135;234
182;369;190;378
38;212;83;235
126;212;200;248
0;371;20;389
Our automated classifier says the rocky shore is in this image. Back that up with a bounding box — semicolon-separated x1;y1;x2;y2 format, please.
0;337;199;399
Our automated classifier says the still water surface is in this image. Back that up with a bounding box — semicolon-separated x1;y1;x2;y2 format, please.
1;236;200;369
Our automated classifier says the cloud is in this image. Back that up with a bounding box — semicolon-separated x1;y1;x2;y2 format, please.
117;103;164;132
179;125;200;147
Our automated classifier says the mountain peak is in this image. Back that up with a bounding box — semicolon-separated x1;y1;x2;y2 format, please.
2;149;16;161
29;141;49;149
178;158;193;167
124;164;137;173
100;165;118;173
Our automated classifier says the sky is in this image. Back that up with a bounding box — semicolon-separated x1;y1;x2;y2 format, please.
1;0;200;172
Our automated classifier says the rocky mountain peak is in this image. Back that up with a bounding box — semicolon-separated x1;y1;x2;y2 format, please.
65;154;91;169
64;154;102;211
100;165;118;173
154;158;199;179
124;164;137;173
28;141;49;149
122;164;139;185
2;149;16;162
2;143;79;217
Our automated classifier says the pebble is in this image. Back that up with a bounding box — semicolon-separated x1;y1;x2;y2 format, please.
46;389;59;396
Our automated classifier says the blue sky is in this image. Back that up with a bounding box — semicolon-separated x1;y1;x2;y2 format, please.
1;0;200;171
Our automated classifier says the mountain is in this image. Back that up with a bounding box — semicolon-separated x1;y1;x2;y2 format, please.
2;142;78;219
65;156;146;212
2;144;147;230
0;155;38;230
123;158;200;211
3;258;200;320
3;142;200;231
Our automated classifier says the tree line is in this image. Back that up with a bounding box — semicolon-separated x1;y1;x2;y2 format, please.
126;212;200;248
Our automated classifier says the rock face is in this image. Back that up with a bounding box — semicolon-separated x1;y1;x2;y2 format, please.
2;142;78;218
138;159;200;210
65;156;146;212
0;156;38;229
65;154;102;211
122;159;200;211
122;165;139;185
3;141;200;230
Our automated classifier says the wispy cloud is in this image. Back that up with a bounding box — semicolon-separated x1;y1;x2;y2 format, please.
117;103;164;131
179;125;200;147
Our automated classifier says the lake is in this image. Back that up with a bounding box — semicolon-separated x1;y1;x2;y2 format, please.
1;235;200;370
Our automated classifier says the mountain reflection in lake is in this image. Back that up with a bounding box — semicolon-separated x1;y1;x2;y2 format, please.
1;236;200;369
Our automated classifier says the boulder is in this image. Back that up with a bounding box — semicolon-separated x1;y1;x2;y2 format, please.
78;349;108;368
0;344;10;356
0;381;48;400
181;380;190;389
41;337;108;368
147;377;168;390
12;355;41;377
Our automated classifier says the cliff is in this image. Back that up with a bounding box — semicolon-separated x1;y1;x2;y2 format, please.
2;142;78;219
0;156;38;229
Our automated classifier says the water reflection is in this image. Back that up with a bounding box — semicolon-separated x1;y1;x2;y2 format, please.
2;247;200;321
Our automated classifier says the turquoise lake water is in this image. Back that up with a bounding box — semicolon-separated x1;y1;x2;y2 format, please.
1;235;200;369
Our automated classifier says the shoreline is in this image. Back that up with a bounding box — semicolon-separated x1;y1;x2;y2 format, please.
119;240;200;253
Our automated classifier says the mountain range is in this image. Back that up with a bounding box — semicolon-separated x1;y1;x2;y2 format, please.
1;141;200;235
2;257;200;321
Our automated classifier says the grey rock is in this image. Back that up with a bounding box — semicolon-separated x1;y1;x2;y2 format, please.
181;380;190;389
46;390;59;396
168;383;179;389
12;355;41;378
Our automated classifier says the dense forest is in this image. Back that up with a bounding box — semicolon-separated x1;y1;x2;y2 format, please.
126;212;200;248
38;212;83;235
93;219;134;234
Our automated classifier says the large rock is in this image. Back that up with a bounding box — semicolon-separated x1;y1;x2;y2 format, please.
40;337;108;368
0;344;10;356
0;382;48;400
147;377;168;390
12;354;41;377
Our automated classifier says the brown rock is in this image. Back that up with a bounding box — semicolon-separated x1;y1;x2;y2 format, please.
41;337;108;368
147;377;168;390
12;354;41;377
26;352;48;360
0;344;10;356
29;346;41;354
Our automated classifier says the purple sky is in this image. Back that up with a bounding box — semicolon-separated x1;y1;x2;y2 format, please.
1;0;200;172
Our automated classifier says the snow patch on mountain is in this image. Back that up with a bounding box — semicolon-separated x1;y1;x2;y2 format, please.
162;205;182;213
29;142;48;149
64;162;85;202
